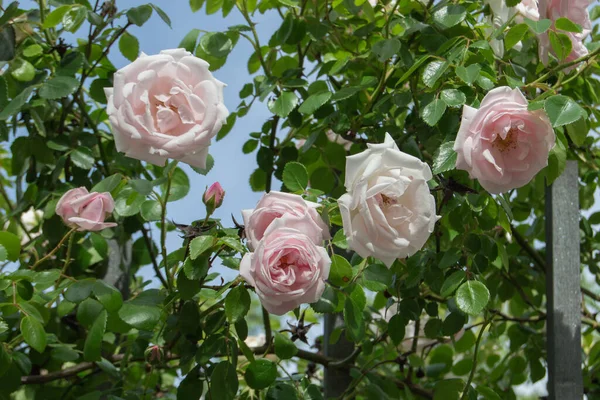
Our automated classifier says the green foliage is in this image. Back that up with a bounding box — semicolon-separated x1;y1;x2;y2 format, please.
0;0;599;398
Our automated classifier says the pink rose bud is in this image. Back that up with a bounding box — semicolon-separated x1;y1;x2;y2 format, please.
454;87;555;194
203;182;225;211
144;345;164;365
240;217;331;315
55;187;118;231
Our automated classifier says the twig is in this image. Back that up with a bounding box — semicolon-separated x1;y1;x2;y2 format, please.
140;224;168;288
460;319;491;399
31;228;77;270
21;345;335;385
262;306;273;348
161;166;175;288
510;225;546;272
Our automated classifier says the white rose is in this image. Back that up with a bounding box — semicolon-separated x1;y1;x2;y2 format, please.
338;133;438;267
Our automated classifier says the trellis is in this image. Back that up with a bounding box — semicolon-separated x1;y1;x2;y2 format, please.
324;161;583;399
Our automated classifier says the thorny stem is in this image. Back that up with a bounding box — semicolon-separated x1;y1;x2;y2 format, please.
31;228;77;270
161;165;175;289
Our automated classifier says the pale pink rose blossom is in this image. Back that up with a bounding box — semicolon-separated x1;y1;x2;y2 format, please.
105;48;229;168
203;182;225;209
338;133;438;267
515;0;539;22
242;191;330;251
56;188;117;231
326;130;353;151
454;87;555;194
538;0;591;72
240;217;331;315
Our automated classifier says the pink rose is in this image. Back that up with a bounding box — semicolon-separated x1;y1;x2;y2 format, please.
454;87;555;194
240;218;331;315
326;130;353;151
104;49;229;168
242;191;330;251
515;0;539;22
338;133;438;267
538;0;591;72
56;187;117;231
203;182;225;210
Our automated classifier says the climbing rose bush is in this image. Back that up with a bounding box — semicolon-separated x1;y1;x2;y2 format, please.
0;1;599;400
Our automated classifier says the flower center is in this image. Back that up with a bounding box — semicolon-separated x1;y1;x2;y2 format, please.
493;127;518;153
376;193;398;208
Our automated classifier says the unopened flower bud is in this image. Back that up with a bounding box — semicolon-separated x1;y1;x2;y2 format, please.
144;345;164;365
203;182;225;213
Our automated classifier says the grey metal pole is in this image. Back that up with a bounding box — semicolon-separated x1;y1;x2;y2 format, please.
545;160;582;399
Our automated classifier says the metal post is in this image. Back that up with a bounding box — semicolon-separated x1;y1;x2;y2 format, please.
104;239;132;298
324;313;354;399
545;160;582;399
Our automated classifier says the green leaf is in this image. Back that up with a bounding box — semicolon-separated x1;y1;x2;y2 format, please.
344;293;365;342
504;23;528;51
177;270;201;300
21;315;47;353
565;117;588;147
0;231;20;261
298;91;331;115
422;61;449;88
39;76;79;100
362;263;392;291
432;5;466;29
192;153;215;175
549;31;572;61
83;310;107;361
11;59;35;82
127;5;153;26
245;359;277;390
189;236;215;259
224;285;250;323
274;331;298;359
64;280;95;303
268;92;298;118
524;18;552;34
329;255;353;287
62;5;86;33
118;303;161;331
178;372;204;400
23;44;43;58
555;17;582;33
371;38;400;62
476;385;502;400
432;140;457;174
190;0;206;12
440;89;466;107
199;32;233;58
388;314;406;346
455;64;481;85
179;29;200;52
140;200;162;221
267;383;298;400
206;0;224;15
455;280;490;316
183;256;209;280
119;32;139;62
544;95;585;127
545;134;566;185
209;361;238;400
93;281;123;313
421;99;447;126
43;5;72;28
70;147;95;170
0;245;7;262
150;4;171;27
0;344;12;377
440;270;466;297
282;162;309;192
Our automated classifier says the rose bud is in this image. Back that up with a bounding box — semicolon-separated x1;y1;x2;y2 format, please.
203;182;225;213
56;187;117;231
144;345;164;365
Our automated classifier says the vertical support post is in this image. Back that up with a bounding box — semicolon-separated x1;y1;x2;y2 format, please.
324;313;354;399
545;160;582;399
104;239;132;298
